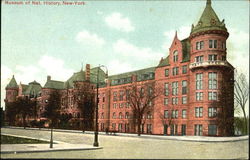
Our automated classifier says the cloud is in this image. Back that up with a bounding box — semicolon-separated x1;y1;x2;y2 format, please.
113;39;164;60
107;60;133;75
162;26;191;51
76;30;105;48
1;65;13;108
227;28;249;78
105;12;135;32
38;55;74;81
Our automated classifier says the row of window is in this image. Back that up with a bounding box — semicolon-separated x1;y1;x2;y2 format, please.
196;72;217;90
111;111;153;119
164;81;187;96
195;124;217;136
196;91;217;101
164;96;187;105
196;40;226;50
164;107;217;119
195;54;226;63
113;102;131;109
165;65;187;77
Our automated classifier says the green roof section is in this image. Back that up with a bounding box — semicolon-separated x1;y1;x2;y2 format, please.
65;70;85;89
90;67;106;84
24;81;42;96
157;56;170;67
181;38;190;62
6;75;18;89
108;67;155;86
44;79;64;90
191;0;227;35
20;84;29;94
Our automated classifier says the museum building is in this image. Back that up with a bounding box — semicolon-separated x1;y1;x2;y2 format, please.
5;0;234;136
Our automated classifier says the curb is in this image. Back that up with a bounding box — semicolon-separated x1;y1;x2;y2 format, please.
2;126;249;142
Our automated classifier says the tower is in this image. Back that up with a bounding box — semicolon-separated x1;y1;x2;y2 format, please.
5;75;19;103
188;0;234;136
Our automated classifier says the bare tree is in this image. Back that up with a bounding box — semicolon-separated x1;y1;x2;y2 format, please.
212;68;234;136
124;81;162;136
73;83;95;131
157;107;175;135
42;90;61;128
234;71;249;134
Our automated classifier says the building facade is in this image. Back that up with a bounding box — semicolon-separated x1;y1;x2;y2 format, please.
5;0;234;136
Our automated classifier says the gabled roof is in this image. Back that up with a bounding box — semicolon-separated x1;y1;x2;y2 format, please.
191;0;227;35
24;81;42;96
6;75;18;89
44;80;64;90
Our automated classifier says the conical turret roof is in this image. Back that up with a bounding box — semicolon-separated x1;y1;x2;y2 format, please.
191;0;227;35
6;75;18;89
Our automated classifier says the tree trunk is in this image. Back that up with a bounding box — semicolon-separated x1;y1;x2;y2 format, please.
137;120;141;136
242;108;248;135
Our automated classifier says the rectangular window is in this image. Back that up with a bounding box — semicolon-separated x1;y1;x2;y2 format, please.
196;41;204;50
208;72;217;89
113;91;117;101
119;91;124;101
208;107;217;118
195;56;204;63
182;65;187;74
165;83;169;96
222;42;226;50
195;107;203;118
112;123;116;130
113;103;117;109
196;73;203;90
182;109;187;118
208;55;217;61
194;124;203;136
165;69;169;77
172;67;179;76
208;92;217;100
196;92;203;101
172;82;178;95
118;123;123;132
181;124;186;136
172;97;178;105
208;125;217;135
209;40;217;48
164;98;168;105
182;96;187;104
164;110;169;118
182;80;187;94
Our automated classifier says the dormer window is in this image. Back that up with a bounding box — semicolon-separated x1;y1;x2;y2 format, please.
173;50;178;62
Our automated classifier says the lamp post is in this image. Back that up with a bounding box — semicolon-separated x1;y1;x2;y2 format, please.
45;99;53;148
93;64;108;147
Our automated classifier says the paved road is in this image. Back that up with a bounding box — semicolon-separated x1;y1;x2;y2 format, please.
1;128;249;159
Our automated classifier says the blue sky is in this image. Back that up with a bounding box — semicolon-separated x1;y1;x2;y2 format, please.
1;0;249;114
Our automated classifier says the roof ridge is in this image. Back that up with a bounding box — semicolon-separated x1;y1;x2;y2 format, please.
109;66;156;77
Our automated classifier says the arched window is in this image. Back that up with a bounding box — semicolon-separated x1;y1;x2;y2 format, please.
119;112;123;119
125;112;129;119
173;50;178;62
147;111;152;119
113;112;116;119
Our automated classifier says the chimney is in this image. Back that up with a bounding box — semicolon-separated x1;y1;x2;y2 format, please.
85;64;90;81
47;75;51;81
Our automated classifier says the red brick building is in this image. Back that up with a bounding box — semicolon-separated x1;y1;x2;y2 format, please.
5;0;234;136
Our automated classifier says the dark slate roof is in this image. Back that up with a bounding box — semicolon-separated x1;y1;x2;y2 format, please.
6;75;18;89
65;70;85;88
157;56;170;68
24;81;42;96
191;0;227;35
181;38;190;62
44;80;64;90
108;67;155;86
21;84;29;94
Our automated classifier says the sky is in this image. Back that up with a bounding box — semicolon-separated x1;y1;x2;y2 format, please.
1;0;249;115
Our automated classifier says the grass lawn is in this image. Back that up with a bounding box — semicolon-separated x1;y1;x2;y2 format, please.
0;135;50;144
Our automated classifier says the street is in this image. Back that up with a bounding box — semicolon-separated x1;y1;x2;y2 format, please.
1;128;249;159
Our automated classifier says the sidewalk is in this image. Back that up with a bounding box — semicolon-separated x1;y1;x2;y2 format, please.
1;132;102;154
4;126;249;142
